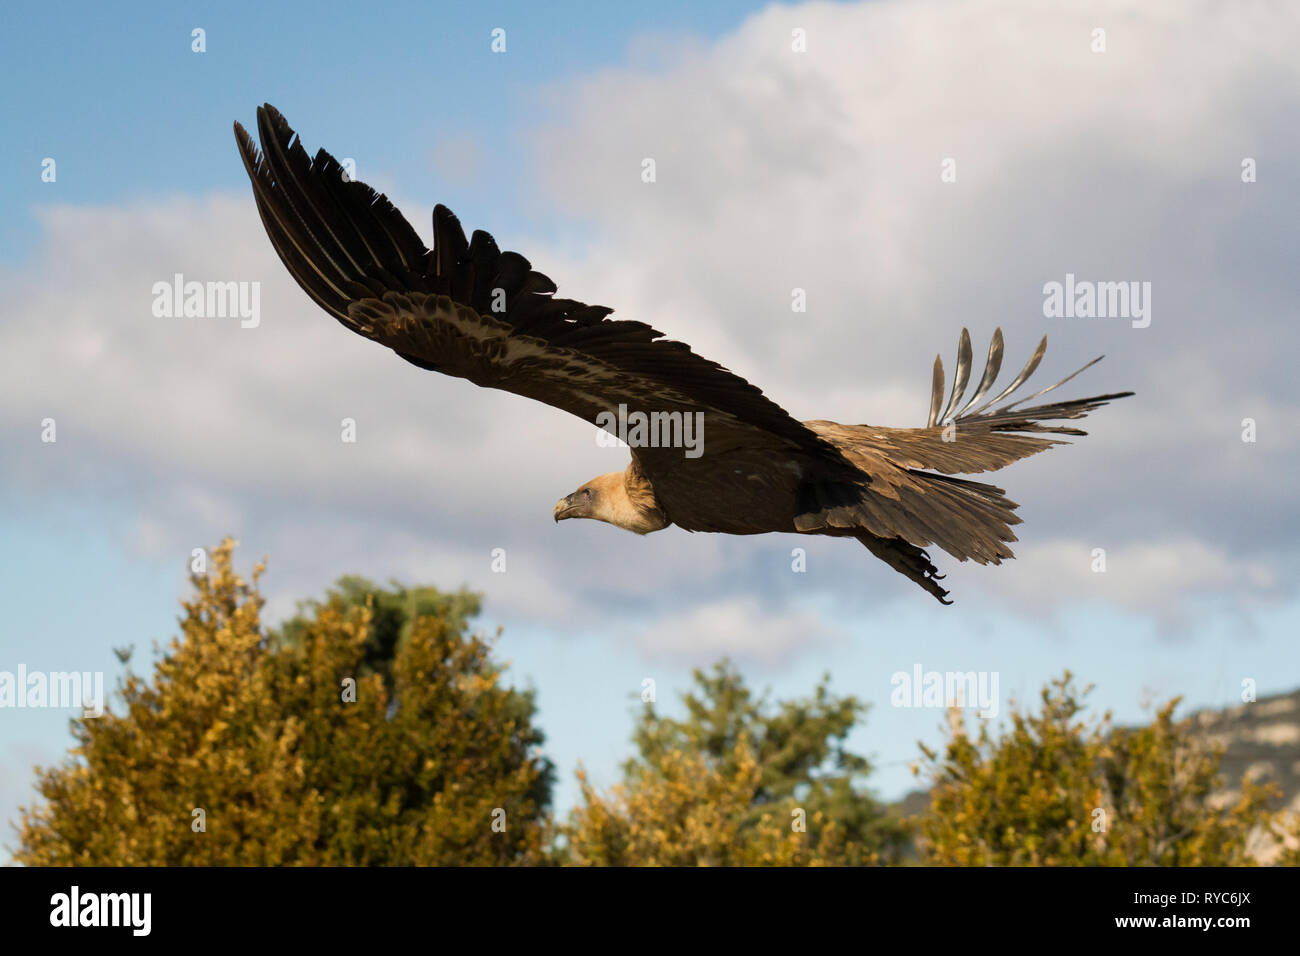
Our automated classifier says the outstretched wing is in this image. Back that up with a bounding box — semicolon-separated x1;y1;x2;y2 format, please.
846;327;1134;475
234;104;852;527
799;329;1132;600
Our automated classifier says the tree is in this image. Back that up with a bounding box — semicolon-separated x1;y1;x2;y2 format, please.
15;539;553;865
564;662;906;865
915;672;1287;866
274;574;481;691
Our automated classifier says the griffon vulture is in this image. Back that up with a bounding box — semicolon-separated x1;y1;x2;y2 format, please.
234;104;1132;604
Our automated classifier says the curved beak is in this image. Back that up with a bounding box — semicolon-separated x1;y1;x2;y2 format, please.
554;495;578;522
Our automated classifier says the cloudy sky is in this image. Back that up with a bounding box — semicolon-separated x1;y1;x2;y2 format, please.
3;0;1298;853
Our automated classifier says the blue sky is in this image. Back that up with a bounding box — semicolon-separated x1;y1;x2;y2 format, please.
3;0;1299;859
0;0;765;261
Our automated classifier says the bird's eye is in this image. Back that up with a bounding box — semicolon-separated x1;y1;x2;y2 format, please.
583;488;594;499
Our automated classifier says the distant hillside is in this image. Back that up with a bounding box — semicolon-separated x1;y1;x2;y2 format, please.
896;687;1300;863
1191;688;1300;863
1191;689;1300;808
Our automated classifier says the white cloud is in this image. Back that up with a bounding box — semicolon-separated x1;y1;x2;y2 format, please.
985;537;1282;613
634;598;842;666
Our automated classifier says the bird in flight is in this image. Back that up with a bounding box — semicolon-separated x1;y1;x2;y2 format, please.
234;104;1132;604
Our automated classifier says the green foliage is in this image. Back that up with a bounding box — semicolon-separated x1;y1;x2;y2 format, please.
17;547;1294;868
275;574;481;691
16;540;552;865
564;662;907;865
915;672;1285;866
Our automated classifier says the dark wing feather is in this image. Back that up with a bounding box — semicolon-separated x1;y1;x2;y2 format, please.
854;328;1134;475
936;327;973;426
234;105;856;529
953;327;1005;419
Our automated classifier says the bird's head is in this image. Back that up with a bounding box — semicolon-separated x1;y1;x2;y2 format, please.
553;479;603;523
554;470;668;535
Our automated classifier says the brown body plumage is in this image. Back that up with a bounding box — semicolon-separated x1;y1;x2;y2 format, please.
235;105;1133;603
